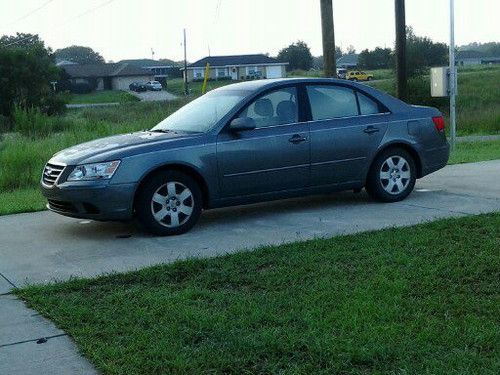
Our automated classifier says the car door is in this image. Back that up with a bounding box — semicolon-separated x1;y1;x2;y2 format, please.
306;84;389;186
216;86;310;198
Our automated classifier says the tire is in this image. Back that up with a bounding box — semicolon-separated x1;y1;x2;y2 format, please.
365;147;416;202
352;78;358;82
367;76;372;81
135;170;202;235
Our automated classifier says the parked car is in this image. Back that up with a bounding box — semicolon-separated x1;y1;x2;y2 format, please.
129;82;147;92
337;68;347;79
146;81;162;91
41;78;449;235
347;71;374;81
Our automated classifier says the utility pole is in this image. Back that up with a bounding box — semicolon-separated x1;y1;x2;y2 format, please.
183;28;188;95
320;0;336;77
449;0;456;149
395;0;408;101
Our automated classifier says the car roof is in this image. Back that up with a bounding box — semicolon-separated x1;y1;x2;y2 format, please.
213;77;409;113
214;77;357;91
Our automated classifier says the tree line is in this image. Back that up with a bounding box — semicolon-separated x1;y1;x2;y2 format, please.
278;27;450;77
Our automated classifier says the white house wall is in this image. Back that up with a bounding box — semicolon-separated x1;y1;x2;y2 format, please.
112;75;153;90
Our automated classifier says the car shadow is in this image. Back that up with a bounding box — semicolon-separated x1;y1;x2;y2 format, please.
61;191;373;239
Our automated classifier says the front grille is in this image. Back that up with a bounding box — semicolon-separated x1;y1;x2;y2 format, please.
48;199;77;213
42;163;65;186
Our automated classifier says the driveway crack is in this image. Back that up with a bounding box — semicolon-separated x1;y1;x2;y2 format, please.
0;272;17;288
0;333;68;349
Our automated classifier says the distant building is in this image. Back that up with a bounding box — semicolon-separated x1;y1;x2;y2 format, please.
182;54;288;82
119;59;182;84
61;63;153;91
336;53;359;69
456;50;500;66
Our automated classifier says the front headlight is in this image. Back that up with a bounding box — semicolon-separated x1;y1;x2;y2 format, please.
67;161;121;181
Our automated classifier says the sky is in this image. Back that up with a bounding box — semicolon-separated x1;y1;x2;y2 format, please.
1;0;499;62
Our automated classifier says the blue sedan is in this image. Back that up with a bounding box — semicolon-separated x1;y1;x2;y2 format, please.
41;78;449;235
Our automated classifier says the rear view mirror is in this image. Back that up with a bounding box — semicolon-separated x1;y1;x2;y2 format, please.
229;117;256;131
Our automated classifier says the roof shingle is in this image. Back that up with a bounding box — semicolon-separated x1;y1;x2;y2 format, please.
187;54;286;68
62;63;151;78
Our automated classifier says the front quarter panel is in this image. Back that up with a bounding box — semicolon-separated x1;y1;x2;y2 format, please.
110;136;219;202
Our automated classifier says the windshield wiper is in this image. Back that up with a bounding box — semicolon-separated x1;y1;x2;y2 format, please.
149;129;175;134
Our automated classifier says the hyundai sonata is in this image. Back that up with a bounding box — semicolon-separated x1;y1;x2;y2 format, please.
41;78;449;235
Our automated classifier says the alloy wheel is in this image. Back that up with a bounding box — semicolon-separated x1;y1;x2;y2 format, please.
379;156;411;195
150;181;194;228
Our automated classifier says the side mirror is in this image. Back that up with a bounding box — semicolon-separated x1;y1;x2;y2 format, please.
229;117;256;131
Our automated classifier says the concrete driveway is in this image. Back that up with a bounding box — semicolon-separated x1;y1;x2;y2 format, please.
1;159;499;288
128;90;177;101
1;160;499;374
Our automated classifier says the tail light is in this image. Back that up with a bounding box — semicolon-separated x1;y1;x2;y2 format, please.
432;116;445;132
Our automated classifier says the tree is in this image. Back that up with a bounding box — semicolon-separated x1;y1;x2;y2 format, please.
346;45;356;55
54;45;104;64
358;47;392;69
311;47;342;70
0;33;65;117
404;27;448;77
277;41;313;71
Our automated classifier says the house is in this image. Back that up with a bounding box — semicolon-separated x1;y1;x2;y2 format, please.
119;59;182;84
456;50;500;66
336;53;359;69
61;63;153;91
182;54;288;82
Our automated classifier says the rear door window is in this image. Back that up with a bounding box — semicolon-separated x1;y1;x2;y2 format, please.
306;85;358;120
357;92;383;115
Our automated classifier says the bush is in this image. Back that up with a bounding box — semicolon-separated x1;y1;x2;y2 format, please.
13;106;72;138
70;82;93;94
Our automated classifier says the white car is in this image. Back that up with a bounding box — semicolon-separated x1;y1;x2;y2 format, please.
146;81;162;91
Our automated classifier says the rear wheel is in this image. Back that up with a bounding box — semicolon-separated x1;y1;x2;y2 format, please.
136;171;202;235
365;148;416;202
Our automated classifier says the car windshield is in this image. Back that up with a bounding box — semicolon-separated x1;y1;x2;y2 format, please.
152;90;246;133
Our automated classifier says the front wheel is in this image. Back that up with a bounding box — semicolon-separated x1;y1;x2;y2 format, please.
365;148;416;202
135;171;202;235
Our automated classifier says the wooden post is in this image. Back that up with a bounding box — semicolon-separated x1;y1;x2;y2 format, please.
320;0;336;77
183;28;188;95
201;63;210;94
395;0;408;101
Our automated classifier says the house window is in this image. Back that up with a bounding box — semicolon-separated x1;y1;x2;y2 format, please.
193;69;204;79
246;66;258;76
217;68;227;77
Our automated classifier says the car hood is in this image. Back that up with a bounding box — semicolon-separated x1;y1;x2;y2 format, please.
50;130;203;165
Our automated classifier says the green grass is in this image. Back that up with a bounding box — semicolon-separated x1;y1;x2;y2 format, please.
0;187;45;215
69;90;139;104
17;213;500;375
449;140;500;164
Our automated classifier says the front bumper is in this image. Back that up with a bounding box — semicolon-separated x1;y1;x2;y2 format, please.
41;181;137;221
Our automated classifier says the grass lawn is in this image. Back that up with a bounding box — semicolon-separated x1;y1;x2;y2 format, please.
450;139;500;164
17;213;500;374
69;90;139;104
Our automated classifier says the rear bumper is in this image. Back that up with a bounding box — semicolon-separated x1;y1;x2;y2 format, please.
41;181;137;221
420;142;450;177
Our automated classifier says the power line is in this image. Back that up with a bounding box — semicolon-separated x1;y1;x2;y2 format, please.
2;0;116;48
6;0;56;27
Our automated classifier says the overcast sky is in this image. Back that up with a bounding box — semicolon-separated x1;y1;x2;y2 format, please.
1;0;499;62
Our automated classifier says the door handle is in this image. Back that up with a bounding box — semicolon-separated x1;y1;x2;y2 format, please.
364;126;380;134
289;134;307;144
